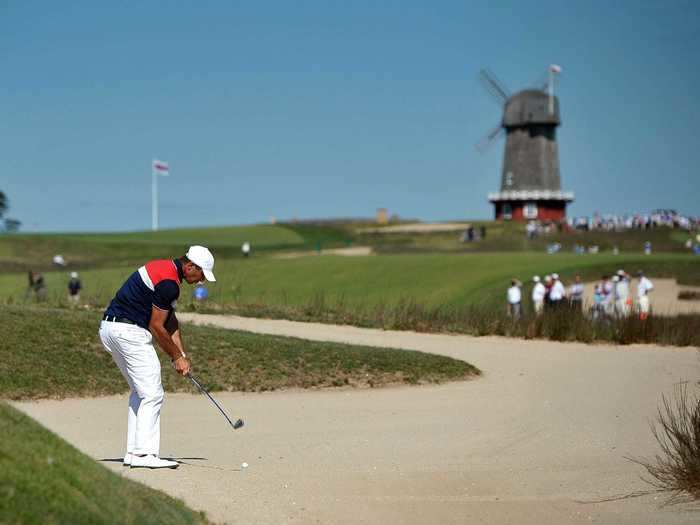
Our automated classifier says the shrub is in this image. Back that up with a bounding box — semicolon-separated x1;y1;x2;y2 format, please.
630;384;700;505
679;291;700;301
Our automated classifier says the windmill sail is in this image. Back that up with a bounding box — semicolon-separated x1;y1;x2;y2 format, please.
477;66;574;221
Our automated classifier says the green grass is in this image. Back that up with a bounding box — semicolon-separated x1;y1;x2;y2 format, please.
3;221;693;274
281;222;355;250
0;222;365;273
0;306;479;400
0;223;353;272
358;222;694;254
2;252;697;311
1;224;697;347
0;402;210;525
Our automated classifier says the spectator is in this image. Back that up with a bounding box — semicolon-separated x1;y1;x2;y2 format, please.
68;272;82;304
636;270;654;320
591;284;605;320
25;270;36;301
544;275;553;308
526;221;537;240
467;226;475;241
531;276;546;315
193;282;209;302
614;270;631;317
507;279;522;319
601;275;615;317
549;273;566;308
569;275;584;311
33;272;47;301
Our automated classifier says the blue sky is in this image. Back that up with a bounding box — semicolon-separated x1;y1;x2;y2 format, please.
2;1;699;232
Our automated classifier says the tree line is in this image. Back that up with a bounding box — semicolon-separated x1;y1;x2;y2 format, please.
0;191;21;232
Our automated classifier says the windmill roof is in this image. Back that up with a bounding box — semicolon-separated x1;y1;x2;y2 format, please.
503;89;560;127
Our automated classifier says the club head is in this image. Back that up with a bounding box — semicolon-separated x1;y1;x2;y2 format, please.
233;419;244;430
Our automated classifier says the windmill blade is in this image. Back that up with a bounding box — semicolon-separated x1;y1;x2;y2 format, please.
479;69;511;105
474;124;504;153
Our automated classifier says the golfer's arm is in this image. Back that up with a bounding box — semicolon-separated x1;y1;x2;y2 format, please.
149;307;187;361
166;313;187;358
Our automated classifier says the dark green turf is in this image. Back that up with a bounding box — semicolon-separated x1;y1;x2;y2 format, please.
0;403;211;525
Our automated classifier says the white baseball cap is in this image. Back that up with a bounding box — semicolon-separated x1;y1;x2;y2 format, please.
552;273;559;280
533;275;540;282
186;245;216;282
70;271;78;278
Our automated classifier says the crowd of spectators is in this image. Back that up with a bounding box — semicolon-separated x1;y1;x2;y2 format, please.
506;269;655;321
569;210;698;232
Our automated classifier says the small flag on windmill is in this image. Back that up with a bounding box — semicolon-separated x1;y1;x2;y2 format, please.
152;159;169;175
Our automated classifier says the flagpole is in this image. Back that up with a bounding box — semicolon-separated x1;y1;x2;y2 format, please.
548;67;554;115
152;161;158;231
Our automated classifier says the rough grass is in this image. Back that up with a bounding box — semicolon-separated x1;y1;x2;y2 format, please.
629;384;700;505
0;402;211;524
184;297;700;347
0;305;479;400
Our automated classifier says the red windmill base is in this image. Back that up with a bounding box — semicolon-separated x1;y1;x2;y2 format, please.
489;191;574;222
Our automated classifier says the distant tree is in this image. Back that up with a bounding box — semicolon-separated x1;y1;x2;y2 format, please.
0;191;20;232
4;218;21;233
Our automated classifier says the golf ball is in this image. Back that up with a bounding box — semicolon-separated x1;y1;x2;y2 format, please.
241;462;249;469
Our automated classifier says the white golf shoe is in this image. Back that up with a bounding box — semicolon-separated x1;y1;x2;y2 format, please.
130;454;179;469
123;453;133;467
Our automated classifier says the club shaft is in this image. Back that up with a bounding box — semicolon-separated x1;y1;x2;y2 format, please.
188;374;237;428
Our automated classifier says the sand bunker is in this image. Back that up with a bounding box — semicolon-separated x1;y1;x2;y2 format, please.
13;314;700;524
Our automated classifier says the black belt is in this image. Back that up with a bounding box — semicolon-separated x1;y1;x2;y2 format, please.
103;314;137;325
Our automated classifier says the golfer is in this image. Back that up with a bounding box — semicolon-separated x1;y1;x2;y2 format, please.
98;246;216;469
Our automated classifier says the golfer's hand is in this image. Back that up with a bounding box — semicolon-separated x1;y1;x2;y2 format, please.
173;356;191;376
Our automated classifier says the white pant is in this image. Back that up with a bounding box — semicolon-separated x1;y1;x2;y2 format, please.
99;321;164;456
638;295;650;314
615;299;631;317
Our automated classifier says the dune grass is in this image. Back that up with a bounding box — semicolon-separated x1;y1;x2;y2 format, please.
0;305;479;400
630;384;700;505
188;295;700;347
0;402;210;525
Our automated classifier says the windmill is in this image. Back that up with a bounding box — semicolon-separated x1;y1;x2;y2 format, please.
477;65;574;222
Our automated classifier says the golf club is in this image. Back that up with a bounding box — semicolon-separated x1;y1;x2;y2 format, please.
187;373;244;430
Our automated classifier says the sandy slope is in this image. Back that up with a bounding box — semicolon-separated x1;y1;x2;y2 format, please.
14;313;700;524
273;246;373;259
358;222;469;233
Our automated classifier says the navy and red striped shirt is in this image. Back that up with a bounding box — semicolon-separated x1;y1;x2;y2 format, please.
104;259;184;329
